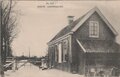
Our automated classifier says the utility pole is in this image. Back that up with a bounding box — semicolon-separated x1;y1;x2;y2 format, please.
29;48;30;61
28;47;31;67
0;1;4;77
22;52;24;56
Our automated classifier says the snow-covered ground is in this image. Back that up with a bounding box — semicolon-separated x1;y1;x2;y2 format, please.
5;63;83;77
17;61;27;69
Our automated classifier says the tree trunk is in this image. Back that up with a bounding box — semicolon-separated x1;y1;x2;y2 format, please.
0;1;4;77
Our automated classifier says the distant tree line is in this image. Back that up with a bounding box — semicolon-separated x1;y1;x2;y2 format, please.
16;55;45;61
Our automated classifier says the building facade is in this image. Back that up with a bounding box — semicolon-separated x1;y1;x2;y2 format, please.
47;7;120;76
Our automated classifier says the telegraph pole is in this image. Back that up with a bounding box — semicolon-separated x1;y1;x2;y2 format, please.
29;47;30;61
28;47;31;67
0;1;4;77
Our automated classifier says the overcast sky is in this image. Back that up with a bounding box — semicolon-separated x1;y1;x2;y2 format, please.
11;1;120;57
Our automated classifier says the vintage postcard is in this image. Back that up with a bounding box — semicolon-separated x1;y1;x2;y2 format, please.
1;0;120;77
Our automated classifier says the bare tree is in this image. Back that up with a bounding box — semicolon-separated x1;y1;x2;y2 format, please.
2;0;18;60
0;0;18;76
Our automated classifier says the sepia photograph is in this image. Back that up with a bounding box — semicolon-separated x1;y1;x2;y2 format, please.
0;0;120;77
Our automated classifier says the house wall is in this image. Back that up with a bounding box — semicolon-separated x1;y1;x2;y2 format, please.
74;12;115;41
48;46;55;68
71;36;85;74
48;36;72;72
71;12;116;75
84;53;120;76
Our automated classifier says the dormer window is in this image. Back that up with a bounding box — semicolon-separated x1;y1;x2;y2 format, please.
89;21;99;38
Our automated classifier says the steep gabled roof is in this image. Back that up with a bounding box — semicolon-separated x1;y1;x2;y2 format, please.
49;14;86;42
49;7;118;43
71;7;118;35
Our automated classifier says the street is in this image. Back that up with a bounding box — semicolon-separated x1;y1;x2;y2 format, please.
5;62;83;77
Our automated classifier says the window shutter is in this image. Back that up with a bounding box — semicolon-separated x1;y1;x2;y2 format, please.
58;43;62;63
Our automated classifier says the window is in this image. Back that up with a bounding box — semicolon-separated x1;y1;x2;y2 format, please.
63;40;69;62
58;43;62;63
55;45;58;62
89;21;99;38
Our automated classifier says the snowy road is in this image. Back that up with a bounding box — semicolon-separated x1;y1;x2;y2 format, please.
5;63;83;77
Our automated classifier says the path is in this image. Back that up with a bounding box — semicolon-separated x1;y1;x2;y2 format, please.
5;62;83;77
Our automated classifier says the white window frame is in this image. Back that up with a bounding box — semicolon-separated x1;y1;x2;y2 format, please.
89;21;99;38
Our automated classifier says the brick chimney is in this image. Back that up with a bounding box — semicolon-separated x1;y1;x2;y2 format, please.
67;16;74;25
